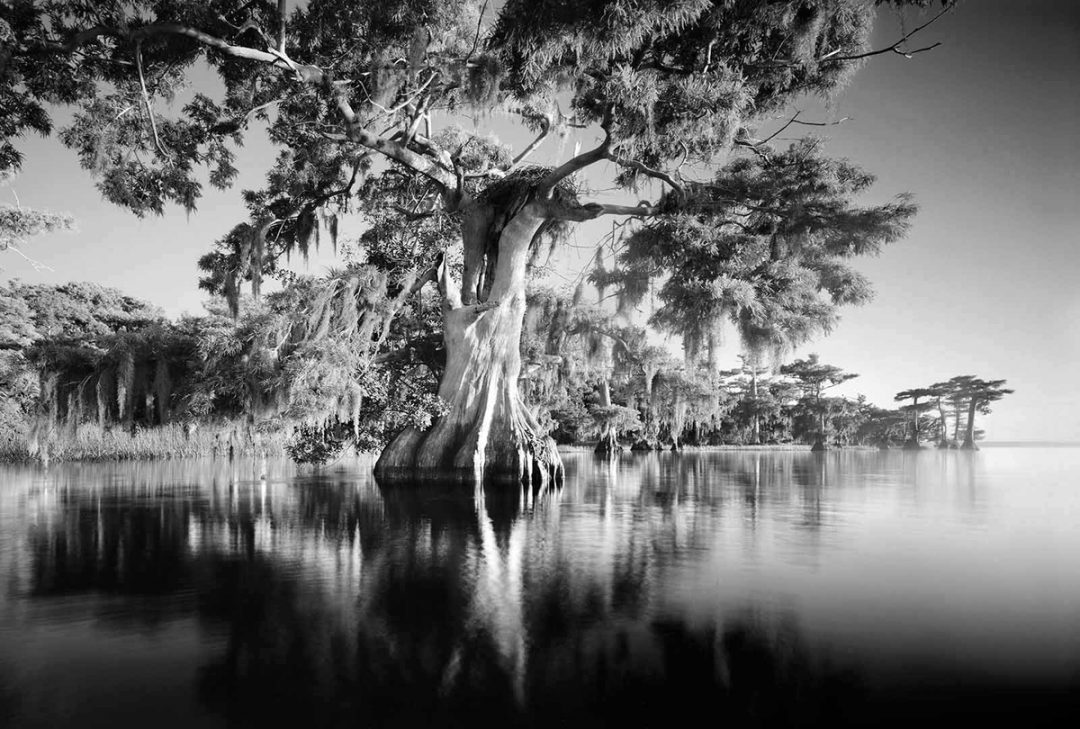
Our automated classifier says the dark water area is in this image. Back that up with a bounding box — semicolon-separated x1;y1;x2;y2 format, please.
1;448;1078;727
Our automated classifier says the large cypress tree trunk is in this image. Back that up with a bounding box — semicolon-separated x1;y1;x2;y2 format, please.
375;202;562;487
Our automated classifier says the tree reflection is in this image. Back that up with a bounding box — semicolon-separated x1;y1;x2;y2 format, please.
13;458;869;727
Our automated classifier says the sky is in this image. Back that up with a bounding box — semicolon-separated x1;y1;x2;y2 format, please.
2;1;1079;442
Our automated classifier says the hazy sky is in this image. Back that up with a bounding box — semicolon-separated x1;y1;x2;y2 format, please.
3;1;1078;442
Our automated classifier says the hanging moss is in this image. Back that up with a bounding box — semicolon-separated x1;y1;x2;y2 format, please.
464;54;503;108
153;358;172;424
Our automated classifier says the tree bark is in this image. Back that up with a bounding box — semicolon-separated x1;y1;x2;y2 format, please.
903;396;921;449
593;380;620;456
375;203;562;486
812;399;827;451
961;397;980;450
935;397;951;448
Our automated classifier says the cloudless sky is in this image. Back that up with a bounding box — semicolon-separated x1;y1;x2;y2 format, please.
3;1;1078;442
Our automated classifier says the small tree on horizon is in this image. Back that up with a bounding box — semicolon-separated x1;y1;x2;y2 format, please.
894;386;937;448
948;376;1013;450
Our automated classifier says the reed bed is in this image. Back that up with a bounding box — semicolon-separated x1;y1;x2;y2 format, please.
0;422;290;463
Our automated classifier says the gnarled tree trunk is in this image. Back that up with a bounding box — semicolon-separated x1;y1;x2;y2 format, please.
594;380;620;456
375;202;563;487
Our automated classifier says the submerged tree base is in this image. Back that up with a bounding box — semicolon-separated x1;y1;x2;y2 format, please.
594;432;620;457
374;427;563;488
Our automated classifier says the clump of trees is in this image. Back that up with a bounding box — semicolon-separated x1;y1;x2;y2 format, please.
894;376;1014;450
0;278;447;462
1;0;960;480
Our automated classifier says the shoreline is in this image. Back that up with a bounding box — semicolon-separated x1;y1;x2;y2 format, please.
2;440;1038;466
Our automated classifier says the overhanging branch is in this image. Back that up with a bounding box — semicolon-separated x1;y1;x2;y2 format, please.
536;111;613;197
824;4;953;63
606;152;683;194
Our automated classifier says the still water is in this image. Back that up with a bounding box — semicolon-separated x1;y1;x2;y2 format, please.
1;448;1078;727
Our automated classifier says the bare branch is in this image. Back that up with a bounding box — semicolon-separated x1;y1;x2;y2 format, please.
217;15;274;48
242;97;286;120
533;199;658;221
135;42;169;157
745;4;953;70
4;244;54;272
506;115;552;173
537;122;611;197
605;152;683;194
464;0;489;65
734;138;771;164
817;4;953;63
752;111;849;148
594;202;659;218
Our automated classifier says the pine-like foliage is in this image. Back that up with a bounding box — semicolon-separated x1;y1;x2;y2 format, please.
613;138;915;367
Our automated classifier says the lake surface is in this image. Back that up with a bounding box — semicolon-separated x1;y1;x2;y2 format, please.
1;448;1078;727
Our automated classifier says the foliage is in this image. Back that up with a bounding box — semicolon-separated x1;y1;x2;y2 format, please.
0;173;76;268
614;139;914;367
286;422;346;465
0;1;957;467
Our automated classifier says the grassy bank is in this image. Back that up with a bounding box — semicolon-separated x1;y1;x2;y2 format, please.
0;422;290;464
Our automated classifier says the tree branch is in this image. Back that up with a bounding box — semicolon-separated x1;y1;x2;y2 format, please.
594;202;659;217
506;114;552;173
464;0;489;65
533;199;658;221
135;42;168;157
34;20;458;193
127;24;323;79
277;0;288;52
606;152;683;194
536;113;613;197
812;4;950;63
744;4;953;70
825;4;952;63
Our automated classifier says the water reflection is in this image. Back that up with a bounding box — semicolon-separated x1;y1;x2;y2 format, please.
2;451;1080;727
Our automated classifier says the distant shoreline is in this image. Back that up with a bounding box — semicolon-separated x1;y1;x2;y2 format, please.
981;441;1080;448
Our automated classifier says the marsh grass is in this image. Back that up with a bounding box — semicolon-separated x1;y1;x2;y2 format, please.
0;422;290;463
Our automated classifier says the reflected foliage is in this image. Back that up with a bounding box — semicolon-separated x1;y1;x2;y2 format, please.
4;453;1078;727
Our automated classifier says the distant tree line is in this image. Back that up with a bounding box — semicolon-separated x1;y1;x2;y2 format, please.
0;277;446;461
0;276;1012;462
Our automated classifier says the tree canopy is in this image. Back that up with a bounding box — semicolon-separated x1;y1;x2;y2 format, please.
0;0;955;482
